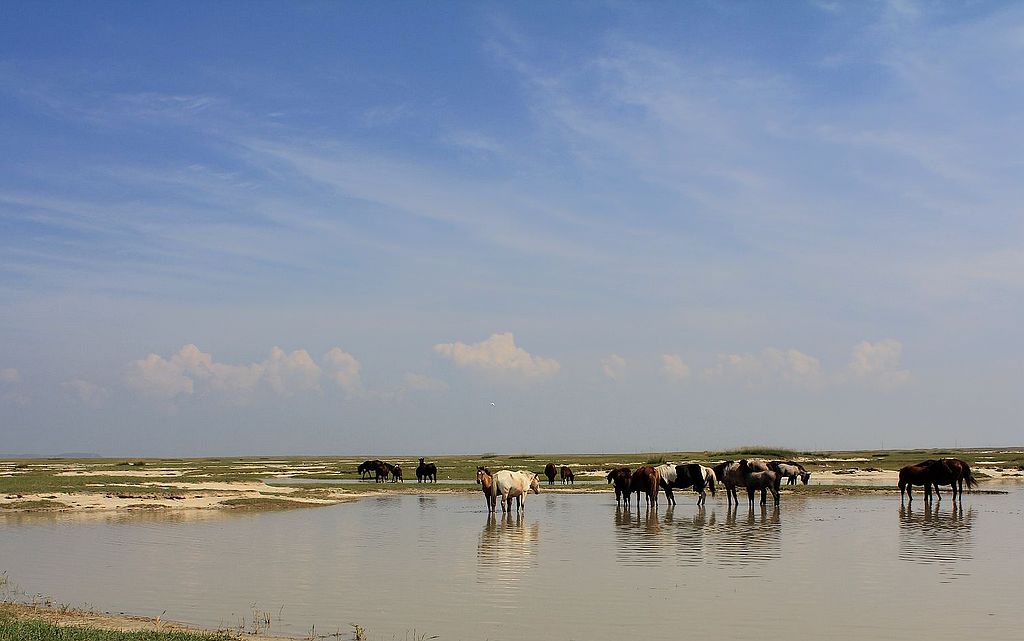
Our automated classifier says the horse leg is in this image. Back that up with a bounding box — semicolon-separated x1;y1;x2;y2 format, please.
664;485;675;506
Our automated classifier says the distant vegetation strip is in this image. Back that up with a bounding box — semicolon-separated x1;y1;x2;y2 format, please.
0;612;234;641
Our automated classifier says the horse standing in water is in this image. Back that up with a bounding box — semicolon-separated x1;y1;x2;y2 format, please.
606;467;632;507
476;467;496;512
416;458;437;483
899;459;975;503
629;465;661;509
492;470;540;513
544;463;558;485
714;459;770;506
939;458;978;501
739;459;779;507
560;466;575;485
655;463;708;506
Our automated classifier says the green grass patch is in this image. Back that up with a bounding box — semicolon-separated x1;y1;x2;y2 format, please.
217;497;314;510
0;613;233;641
0;500;68;511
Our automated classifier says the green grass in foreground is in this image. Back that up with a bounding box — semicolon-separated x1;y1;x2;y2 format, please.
0;615;233;641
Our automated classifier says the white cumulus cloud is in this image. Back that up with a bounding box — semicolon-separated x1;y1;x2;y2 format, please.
403;372;449;392
703;348;824;388
323;348;363;394
433;332;560;380
847;339;911;389
126;344;322;401
64;379;109;408
661;354;691;381
601;354;627;380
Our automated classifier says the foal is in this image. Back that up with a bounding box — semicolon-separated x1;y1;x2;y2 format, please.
560;466;574;485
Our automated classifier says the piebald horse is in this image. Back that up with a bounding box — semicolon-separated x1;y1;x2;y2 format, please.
655;463;709;506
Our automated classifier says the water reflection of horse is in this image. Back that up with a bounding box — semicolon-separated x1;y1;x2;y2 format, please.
899;501;974;567
477;512;540;580
899;459;977;503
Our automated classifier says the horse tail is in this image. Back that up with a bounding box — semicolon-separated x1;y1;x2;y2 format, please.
963;463;978;489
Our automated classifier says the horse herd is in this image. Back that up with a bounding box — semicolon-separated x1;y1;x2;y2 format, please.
357;458;437;483
358;455;979;513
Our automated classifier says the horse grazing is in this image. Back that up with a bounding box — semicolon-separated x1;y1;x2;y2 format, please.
416;458;437;483
476;466;496;512
655;463;708;506
560;466;575;485
358;459;383;479
770;461;808;485
544;463;557;485
629;465;661;509
606;467;632;507
492;470;540;513
739;459;779;507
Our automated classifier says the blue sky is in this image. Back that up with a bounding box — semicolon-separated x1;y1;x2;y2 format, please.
1;1;1021;456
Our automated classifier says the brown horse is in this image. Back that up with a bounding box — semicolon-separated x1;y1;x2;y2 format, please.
939;458;978;501
900;459;976;503
476;466;496;512
544;462;557;485
373;460;390;483
629;465;661;509
606;467;632;507
560;465;574;485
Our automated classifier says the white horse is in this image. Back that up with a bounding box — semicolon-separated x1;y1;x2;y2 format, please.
491;470;540;513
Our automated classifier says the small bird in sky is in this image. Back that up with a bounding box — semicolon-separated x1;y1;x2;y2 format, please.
489;402;496;407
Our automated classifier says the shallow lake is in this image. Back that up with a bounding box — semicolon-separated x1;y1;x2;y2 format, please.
3;487;1023;640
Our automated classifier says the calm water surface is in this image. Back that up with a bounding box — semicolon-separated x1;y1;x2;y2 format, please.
2;488;1022;640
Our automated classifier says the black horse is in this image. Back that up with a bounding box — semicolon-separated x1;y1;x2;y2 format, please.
416;458;437;483
358;459;383;479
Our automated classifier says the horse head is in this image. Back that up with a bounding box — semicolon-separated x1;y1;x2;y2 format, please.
529;473;540;494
